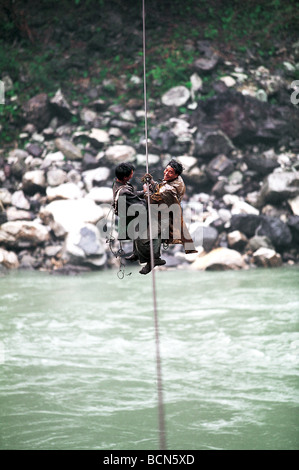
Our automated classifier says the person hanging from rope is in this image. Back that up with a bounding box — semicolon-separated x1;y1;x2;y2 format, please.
138;159;198;275
112;162;166;273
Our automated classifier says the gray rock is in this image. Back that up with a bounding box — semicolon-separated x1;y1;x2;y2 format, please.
64;223;107;267
259;171;299;205
190;224;219;251
22;93;51;131
288;216;299;244
193;54;219;72
195;130;235;158
244;152;279;176
47;168;67;187
55;138;83;160
229;214;262;238
50;88;74;119
256;216;293;249
206;154;234;182
26;143;43;158
246;235;274;252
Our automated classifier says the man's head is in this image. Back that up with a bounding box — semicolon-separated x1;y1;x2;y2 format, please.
164;159;183;181
115;162;135;182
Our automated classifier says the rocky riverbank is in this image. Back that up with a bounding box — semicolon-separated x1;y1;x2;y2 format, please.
1;35;299;274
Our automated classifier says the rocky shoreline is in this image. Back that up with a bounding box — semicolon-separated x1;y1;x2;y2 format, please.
1;42;299;274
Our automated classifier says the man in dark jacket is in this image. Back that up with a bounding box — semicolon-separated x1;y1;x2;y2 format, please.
112;162;166;273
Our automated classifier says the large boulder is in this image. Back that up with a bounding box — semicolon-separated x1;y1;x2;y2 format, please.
259;171;299;205
228;214;262;238
161;86;191;107
194;130;235;158
22;93;52;131
55;138;83;160
46;182;83;201
49;88;74;120
191;90;299;145
0;248;19;269
22;170;47;195
189;224;219;251
256;216;293;250
206;154;234;182
43;198;104;233
191;247;246;271
63;223;107;268
0;220;49;248
105;145;136;164
253;247;282;268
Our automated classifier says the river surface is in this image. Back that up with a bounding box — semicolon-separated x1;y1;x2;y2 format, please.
0;266;298;450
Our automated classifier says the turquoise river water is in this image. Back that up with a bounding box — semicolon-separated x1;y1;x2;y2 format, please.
0;266;298;450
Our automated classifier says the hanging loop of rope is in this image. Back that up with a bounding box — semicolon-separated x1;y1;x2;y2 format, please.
142;0;167;451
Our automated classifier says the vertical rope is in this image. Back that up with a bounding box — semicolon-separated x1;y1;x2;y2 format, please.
142;0;167;451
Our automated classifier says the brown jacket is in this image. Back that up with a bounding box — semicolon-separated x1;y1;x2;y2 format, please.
150;175;197;254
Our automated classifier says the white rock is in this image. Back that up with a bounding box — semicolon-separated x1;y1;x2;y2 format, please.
176;156;197;170
22;170;46;190
80;108;97;124
82;167;111;192
161;86;191;107
219;76;236;87
191;247;246;271
0;248;19;269
223;194;259;215
6;207;32;221
227;230;248;248
43;151;65;164
86;187;113;203
288;195;299;215
136;153;160;166
255;89;268;102
0;220;49;246
47;168;67;186
46;182;82;201
11;190;30;210
89;128;110;145
190;73;203;100
105;144;136;163
253;247;282;268
44;199;104;233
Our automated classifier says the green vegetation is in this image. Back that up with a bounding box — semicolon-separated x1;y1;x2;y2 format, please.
0;0;298;144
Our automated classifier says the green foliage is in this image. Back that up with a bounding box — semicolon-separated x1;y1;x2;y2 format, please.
0;0;298;145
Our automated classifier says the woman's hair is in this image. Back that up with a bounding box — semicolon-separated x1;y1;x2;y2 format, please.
115;162;135;180
167;159;183;176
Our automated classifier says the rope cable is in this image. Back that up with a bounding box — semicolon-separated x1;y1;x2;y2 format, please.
142;0;167;451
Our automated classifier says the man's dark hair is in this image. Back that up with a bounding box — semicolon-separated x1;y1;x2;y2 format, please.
167;159;183;176
115;162;135;180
